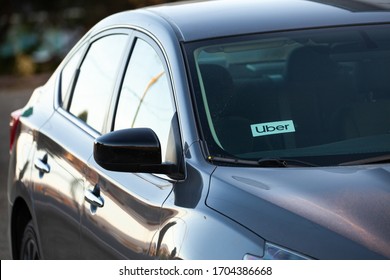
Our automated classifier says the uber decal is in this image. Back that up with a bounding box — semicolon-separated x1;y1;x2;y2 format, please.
251;120;295;137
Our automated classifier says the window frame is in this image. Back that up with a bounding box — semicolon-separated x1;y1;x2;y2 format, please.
110;31;178;134
184;24;390;166
57;28;133;136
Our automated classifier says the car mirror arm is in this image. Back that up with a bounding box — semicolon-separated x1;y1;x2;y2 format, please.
97;160;177;174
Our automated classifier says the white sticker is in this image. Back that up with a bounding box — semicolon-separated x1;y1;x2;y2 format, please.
251;120;295;137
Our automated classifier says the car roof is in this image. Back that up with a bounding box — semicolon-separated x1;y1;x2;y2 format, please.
93;0;390;42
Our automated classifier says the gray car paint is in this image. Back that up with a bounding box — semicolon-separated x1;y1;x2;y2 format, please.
207;165;390;259
8;0;390;259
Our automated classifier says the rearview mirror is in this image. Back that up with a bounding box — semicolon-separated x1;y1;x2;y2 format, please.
94;128;176;175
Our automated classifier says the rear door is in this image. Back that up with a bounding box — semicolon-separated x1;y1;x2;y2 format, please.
31;42;88;259
32;29;130;259
80;34;179;259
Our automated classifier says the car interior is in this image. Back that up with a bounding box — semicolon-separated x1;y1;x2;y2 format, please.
196;25;390;161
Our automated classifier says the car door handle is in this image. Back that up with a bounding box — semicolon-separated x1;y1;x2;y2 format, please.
84;185;104;208
34;154;50;174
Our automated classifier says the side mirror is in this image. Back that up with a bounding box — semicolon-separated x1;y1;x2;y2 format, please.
94;128;176;175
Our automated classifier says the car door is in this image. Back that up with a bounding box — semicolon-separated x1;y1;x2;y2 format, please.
80;35;180;259
30;42;88;259
32;30;130;259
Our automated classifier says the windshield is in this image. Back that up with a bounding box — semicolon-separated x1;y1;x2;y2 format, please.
185;24;390;166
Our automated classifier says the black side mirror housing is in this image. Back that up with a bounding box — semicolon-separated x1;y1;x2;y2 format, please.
94;128;177;175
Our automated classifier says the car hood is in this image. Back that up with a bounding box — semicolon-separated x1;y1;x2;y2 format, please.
206;164;390;259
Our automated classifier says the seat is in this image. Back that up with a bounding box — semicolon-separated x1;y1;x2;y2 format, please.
284;46;347;147
342;101;390;138
199;64;254;154
342;60;390;138
199;64;236;119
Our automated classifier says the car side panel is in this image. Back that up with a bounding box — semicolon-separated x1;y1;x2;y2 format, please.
31;110;92;259
80;158;174;259
151;156;265;260
7;121;36;259
7;75;59;259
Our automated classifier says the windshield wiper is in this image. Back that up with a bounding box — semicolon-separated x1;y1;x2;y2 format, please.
339;154;390;166
208;156;317;168
208;155;262;166
258;158;318;167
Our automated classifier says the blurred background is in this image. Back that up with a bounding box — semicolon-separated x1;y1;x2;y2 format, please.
0;0;178;76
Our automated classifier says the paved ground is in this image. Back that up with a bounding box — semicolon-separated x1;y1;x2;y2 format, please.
0;73;50;259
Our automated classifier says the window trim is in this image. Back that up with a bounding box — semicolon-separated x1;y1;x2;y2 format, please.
57;28;132;136
109;31;178;133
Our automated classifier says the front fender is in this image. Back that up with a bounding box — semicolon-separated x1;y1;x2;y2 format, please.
151;209;264;260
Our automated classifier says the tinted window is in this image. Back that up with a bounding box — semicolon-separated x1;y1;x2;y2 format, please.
60;45;86;105
186;24;390;166
115;38;175;160
69;34;128;132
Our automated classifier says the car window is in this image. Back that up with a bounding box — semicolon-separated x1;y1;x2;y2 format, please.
114;38;175;161
60;44;86;106
69;34;128;133
186;24;390;166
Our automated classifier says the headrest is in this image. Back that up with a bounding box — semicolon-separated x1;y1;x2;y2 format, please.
199;64;235;117
286;46;337;83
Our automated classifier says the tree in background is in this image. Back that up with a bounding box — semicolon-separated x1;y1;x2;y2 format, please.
0;0;178;75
